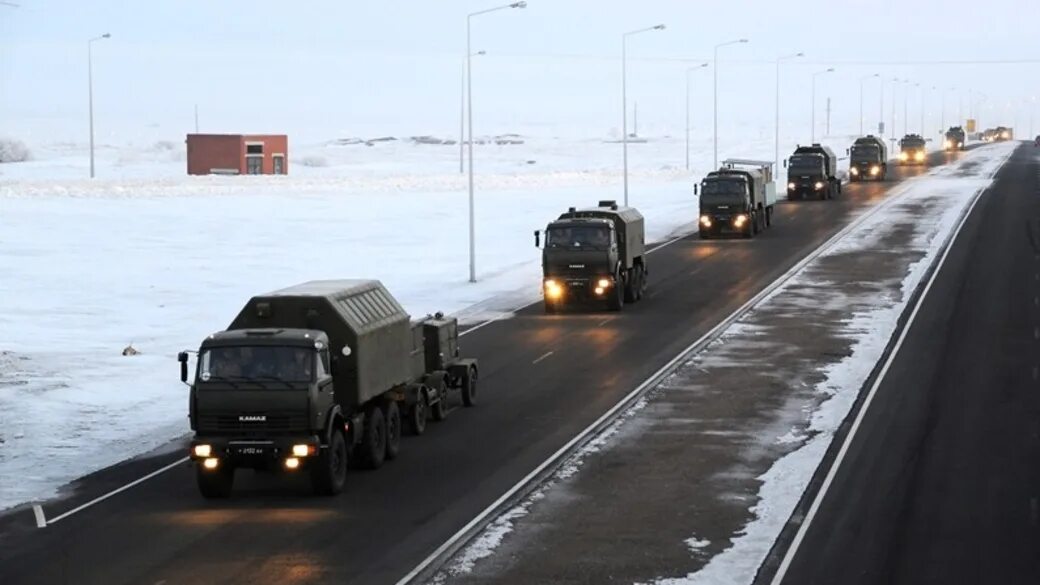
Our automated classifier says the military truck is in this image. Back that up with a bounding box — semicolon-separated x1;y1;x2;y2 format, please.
695;159;778;239
785;144;840;201
944;126;967;151
848;135;888;181
178;280;478;498
994;126;1013;141
899;134;928;165
534;201;647;313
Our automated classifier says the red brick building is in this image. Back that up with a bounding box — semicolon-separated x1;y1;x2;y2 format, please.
186;134;288;176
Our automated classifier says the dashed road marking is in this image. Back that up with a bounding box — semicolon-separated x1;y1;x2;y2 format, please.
32;505;46;528
597;318;612;327
532;351;554;365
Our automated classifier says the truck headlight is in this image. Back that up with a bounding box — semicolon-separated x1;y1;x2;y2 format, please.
284;457;301;470
202;457;219;470
870;166;880;176
958;142;963;148
594;287;605;295
915;151;925;161
597;278;611;288
700;215;712;227
899;152;909;161
544;279;563;299
292;444;314;457
850;167;859;175
787;182;796;190
734;214;747;227
945;140;953;148
193;444;212;458
814;182;824;190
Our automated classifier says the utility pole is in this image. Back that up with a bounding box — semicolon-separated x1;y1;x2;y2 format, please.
194;104;199;133
825;97;831;138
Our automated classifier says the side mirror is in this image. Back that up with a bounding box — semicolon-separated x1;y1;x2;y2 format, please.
533;230;541;248
693;183;699;196
178;351;189;383
782;159;788;168
846;148;850;155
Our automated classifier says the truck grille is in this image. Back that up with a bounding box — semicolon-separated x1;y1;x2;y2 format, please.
197;412;309;436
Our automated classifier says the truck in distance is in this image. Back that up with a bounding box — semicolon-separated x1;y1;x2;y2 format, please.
179;280;478;498
534;201;647;313
785;144;841;200
944;126;967;151
899;134;928;165
695;159;778;239
848;135;888;181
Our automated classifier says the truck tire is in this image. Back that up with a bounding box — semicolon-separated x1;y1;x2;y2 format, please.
311;428;348;495
358;406;387;469
431;378;449;421
624;269;638;303
406;391;428;436
607;273;624;311
632;264;645;301
197;464;234;499
384;401;401;461
461;367;478;407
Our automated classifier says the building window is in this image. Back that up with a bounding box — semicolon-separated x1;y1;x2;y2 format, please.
246;143;263;154
246;156;262;174
273;155;285;175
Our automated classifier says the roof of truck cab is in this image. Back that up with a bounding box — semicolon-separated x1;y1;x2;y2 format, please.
204;327;327;346
559;206;644;224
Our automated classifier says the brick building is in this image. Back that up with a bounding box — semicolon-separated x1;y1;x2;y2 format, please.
186;134;288;176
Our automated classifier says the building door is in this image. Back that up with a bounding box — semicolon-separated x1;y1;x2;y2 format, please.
246;155;263;175
273;155;285;175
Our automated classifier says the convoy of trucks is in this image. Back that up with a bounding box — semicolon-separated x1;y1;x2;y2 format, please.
945;126;967;151
696;159;778;238
848;135;888;181
180;280;478;498
534;201;647;313
899;134;928;165
785;144;841;200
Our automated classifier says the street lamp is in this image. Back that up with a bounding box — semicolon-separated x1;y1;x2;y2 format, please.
775;52;803;172
713;38;748;168
88;33;111;179
460;50;486;174
810;68;834;143
859;73;879;135
685;62;709;170
622;24;665;205
465;1;525;284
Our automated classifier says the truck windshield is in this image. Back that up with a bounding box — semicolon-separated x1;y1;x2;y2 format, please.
789;155;824;175
700;179;748;205
199;346;313;384
546;226;611;250
851;146;880;161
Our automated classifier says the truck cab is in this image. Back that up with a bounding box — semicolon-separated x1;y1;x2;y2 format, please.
848;135;888;181
786;153;830;200
899;134;928;165
944;127;966;151
698;160;776;238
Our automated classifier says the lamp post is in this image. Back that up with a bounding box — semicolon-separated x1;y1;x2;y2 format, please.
88;33;111;179
685;62;709;170
465;2;525;284
859;73;879;135
810;68;834;143
774;52;803;171
713;38;748;168
904;81;917;136
891;78;902;141
622;24;665;205
460;50;486;174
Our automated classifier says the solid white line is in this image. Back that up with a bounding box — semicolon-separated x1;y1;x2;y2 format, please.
44;457;189;526
532;351;554;365
395;180;914;585
768;182;989;585
32;505;46;528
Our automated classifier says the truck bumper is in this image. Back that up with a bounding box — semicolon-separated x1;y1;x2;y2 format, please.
849;164;884;180
698;213;750;237
190;435;321;471
787;185;828;200
544;277;615;306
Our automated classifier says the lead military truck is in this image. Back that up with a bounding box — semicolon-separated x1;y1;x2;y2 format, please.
179;280;478;498
534;201;647;313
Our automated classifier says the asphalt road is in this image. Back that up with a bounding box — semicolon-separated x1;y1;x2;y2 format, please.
775;142;1040;584
0;150;958;585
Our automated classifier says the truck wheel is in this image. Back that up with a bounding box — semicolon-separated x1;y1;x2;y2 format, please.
431;378;449;421
406;392;428;436
624;270;637;303
359;406;387;469
311;429;348;495
607;275;624;311
632;265;644;301
384;402;401;461
196;464;234;499
461;367;478;407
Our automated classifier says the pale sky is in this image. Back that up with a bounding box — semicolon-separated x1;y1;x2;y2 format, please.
1;0;1037;144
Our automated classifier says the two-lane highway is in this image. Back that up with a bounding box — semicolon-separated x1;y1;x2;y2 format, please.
0;152;955;585
771;143;1040;584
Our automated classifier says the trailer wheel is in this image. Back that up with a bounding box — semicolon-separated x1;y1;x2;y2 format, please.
311;428;348;495
358;406;387;469
406;391;428;436
461;367;478;407
631;265;644;302
196;464;234;499
638;263;648;297
432;388;449;421
384;401;401;461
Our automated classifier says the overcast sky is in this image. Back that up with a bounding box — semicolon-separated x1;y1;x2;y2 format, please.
1;0;1037;144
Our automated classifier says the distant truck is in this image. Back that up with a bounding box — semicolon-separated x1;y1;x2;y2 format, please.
848;135;888;181
944;127;967;151
899;134;928;165
695;159;778;238
994;126;1014;141
785;144;841;200
982;128;998;142
179;280;479;498
534;201;647;313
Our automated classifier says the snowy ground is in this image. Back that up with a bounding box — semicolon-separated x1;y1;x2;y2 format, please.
431;142;1016;585
0;131;880;511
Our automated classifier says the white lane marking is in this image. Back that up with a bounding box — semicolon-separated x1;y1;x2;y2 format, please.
396;177;917;585
459;230;692;338
532;351;554;365
43;457;189;527
32;505;46;528
597;319;611;327
768;180;989;585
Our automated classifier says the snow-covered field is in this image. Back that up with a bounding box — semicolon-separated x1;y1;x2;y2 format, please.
0;131;867;511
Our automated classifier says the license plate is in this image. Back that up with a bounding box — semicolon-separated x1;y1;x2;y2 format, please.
233;445;270;457
567;280;584;287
